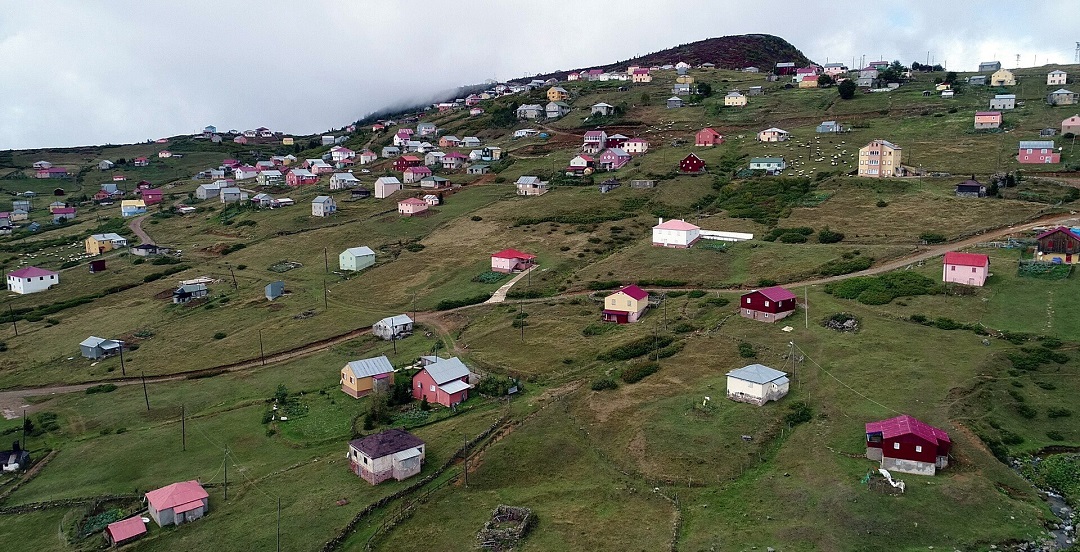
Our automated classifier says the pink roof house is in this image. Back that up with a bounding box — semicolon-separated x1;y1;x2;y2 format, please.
105;517;147;546
441;152;468;170
943;252;989;287
583;130;607;153
133;157;149;167
397;197;429;216
651;218;701;248
598;148;631;170
403;166;432;184
974;111;1002;130
601;284;650;324
695;127;723;147
145;480;209;527
140;188;163;205
491;249;537;273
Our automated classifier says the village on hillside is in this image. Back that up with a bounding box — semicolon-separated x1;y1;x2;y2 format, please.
1;41;1079;551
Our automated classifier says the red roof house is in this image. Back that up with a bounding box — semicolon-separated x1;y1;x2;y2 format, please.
491;249;537;273
740;287;797;322
105;517;147;546
393;155;424;172
1036;226;1080;264
679;153;706;174
942;252;989;286
403;165;432;184
865;415;951;476
145;480;209;527
602;285;650;323
695;127;723;147
397;197;429;216
140;188;163;205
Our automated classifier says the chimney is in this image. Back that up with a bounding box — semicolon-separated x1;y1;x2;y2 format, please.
658;217;664;225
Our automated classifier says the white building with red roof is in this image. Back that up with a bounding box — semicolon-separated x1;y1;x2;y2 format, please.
602;285;650;324
491;249;537;273
397;197;429;216
145;480;209;526
652;218;701;248
865;415;951;476
6;266;59;294
942;252;989;286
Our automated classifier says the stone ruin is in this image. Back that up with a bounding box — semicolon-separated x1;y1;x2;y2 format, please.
477;505;534;551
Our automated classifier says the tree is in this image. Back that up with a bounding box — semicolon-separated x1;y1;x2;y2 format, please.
640;92;651;106
838;79;857;99
696;82;712;98
988;180;1000;197
944;71;957;84
817;74;835;87
274;384;288;405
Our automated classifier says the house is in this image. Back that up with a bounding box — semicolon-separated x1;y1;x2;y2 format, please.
120;200;146;217
954;179;986;198
347;429;424;485
132;244;169;256
758;127;789;142
359;150;378;164
632;69;652;83
740;286;797;322
323;173;357;191
394;155;424;172
816;121;842;133
381;146;401;158
233;165;259;180
219;187;248;204
423;194;440;206
135;187;163;206
601;284;650;324
679;153;706;174
1047;89;1079;106
491;248;537;273
32;160;51;170
0;446;29;472
311;195;337;217
991;69;1016;86
412;357;472;407
598;148;631;170
630;179;656;188
420;176;450;189
309;159;333;174
482;146;501;161
968;75;987;85
52;207;76;223
1036;227;1080;263
416;122;437;136
748;85;764;96
726;364;790;405
350;188;371;200
591;103;615;116
974;111;1002;129
652;218;700;248
516;104;544;119
546;86;570;102
36;167;69;179
158;150;173;159
798;75;819;88
546;101;571;119
133;157;149;167
1017;140;1059;164
666;96;684;109
403;166;432;184
775;62;796;74
424;151;446;166
566;154;594;176
865;415;951;476
85;233;128;255
286;168;317;187
441;152;468;170
582;130;607;153
469;107;484;116
98;160;114;171
10;209;27;222
858;140;903;177
397;197;429;216
339;246;375;271
375;176;402;199
823;63;848;76
717;91;747;108
1048;70;1067;86
466;164;490;175
1063;114;1080;134
979;61;1001;72
943;251;990;286
104;517;147;546
80;336;123;359
749;157;786;174
989;94;1016;110
340;355;395;398
598;178;620;193
1043;128;1059;138
195;181;225;199
695;127;723;147
330;146;355;162
515;176;548;196
146;480;209;527
373;314;413;340
172;283;208;304
438;135;460;148
743;66;760;73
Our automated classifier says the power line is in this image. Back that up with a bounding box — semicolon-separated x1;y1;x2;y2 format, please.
791;342;901;415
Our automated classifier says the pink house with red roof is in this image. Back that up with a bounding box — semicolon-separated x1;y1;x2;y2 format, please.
943;252;989;286
145;480;209;526
695;127;724;147
603;285;650;323
133;157;149;167
403;166;432;184
397;197;429;216
105;517;147;546
7;266;59;294
974;111;1002;129
740;286;797;322
491;249;537;273
1036;226;1080;263
598;148;631;170
652;218;701;248
865;415;951;476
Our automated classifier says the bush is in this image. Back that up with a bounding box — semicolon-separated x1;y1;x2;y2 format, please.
1048;407;1073;419
636;279;687;287
1047;430;1065;441
738;342;755;358
620;362;659;383
687;290;706;298
919;232;946;244
817;226;844;244
471;216;482;221
591;377;618;391
673;322;695;333
582;324;614;337
420;397;431;411
703;297;729;307
1015;403;1038;419
876;200;888;208
435;293;492;310
85;384;117;394
598;335;674;361
818;256;873;277
587;280;622;291
213;332;227;339
784;401;812;426
779;232;808;244
1000;429;1025;445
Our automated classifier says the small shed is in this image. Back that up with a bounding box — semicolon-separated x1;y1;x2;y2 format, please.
265;281;285;300
348;429;425;485
89;260;106;273
726;364;790;405
105;517;147;546
373;314;413;340
80;336;122;359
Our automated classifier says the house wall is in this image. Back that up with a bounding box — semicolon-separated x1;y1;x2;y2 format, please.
412;370;469;406
943;263;988;286
339;253;375;271
651;227;700;247
339;369;387;398
740;307;793;323
604;292;647;318
880;456;936;476
1017;148;1060;164
8;273;58;294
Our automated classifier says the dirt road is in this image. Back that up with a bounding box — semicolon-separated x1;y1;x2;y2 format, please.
128;214;155;245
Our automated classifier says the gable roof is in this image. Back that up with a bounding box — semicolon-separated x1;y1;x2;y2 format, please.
727;364;789;385
1036;226;1080;241
423;357;471;384
943;251;989;267
343;246;375;257
492;248;536;260
344;355;395;378
106;517;147;542
145;480;208;511
753;286;797;302
865;414;950;445
350;429;424;459
399;197;427;206
615;284;649;301
312;195;334;204
1019;140;1055;149
376;314;413;327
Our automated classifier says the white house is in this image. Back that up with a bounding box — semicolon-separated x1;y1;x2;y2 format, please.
374;177;402;199
1048;70;1067;86
145;480;209;527
651;218;700;248
726;364;790;406
339;246;375;271
330;172;360;190
6;266;59;294
348;429;425;485
373;314;413;340
311;195;337;217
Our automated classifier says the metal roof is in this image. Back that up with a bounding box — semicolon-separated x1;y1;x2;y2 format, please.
726;364;789;385
345;355;395;378
423;357;471;385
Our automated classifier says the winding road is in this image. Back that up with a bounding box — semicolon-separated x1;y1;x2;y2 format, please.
128;213;155;245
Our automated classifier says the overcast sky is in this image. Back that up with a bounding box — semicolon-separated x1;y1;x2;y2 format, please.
1;1;1075;149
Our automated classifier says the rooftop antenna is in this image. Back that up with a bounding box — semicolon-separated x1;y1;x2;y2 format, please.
1075;42;1080;63
1015;53;1021;68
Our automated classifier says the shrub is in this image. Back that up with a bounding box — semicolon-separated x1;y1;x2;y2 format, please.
919;232;946;244
587;280;622;291
85;384;117;394
636;279;687;287
876;200;888;208
738;342;755;358
779;232;808;244
687;290;706;298
1000;429;1025;445
818;256;873;277
1035;381;1057;390
673;322;695;333
598;335;674;361
213;332;227;339
582;324;614;337
1048;407;1073;419
817;226;845;244
1015;403;1037;419
435;293;492;310
1046;430;1065;442
703;297;730;307
620;362;659;383
784;401;812;426
591;377;618;391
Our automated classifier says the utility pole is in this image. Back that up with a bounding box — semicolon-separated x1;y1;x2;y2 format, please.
181;404;186;451
323;247;329;274
224;446;228;501
118;342;126;377
259;329;265;366
141;371;150;410
229;266;237;289
7;305;16;336
463;434;469;488
277;498;281;552
392;330;397;354
323;279;328;310
804;286;809;329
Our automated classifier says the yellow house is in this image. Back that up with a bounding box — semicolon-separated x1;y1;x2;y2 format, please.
340;356;396;398
601;284;650;324
798;76;819;88
282;137;294;145
676;75;695;84
546;86;570;102
84;233;128;255
858;139;903;178
724;92;747;106
991;69;1016;86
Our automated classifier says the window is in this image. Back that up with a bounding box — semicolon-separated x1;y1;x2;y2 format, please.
915;445;923;453
1027;149;1033;154
893;442;900;450
764;301;770;307
745;297;751;304
429;385;436;392
971;267;976;273
363;456;368;464
950;266;955;271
